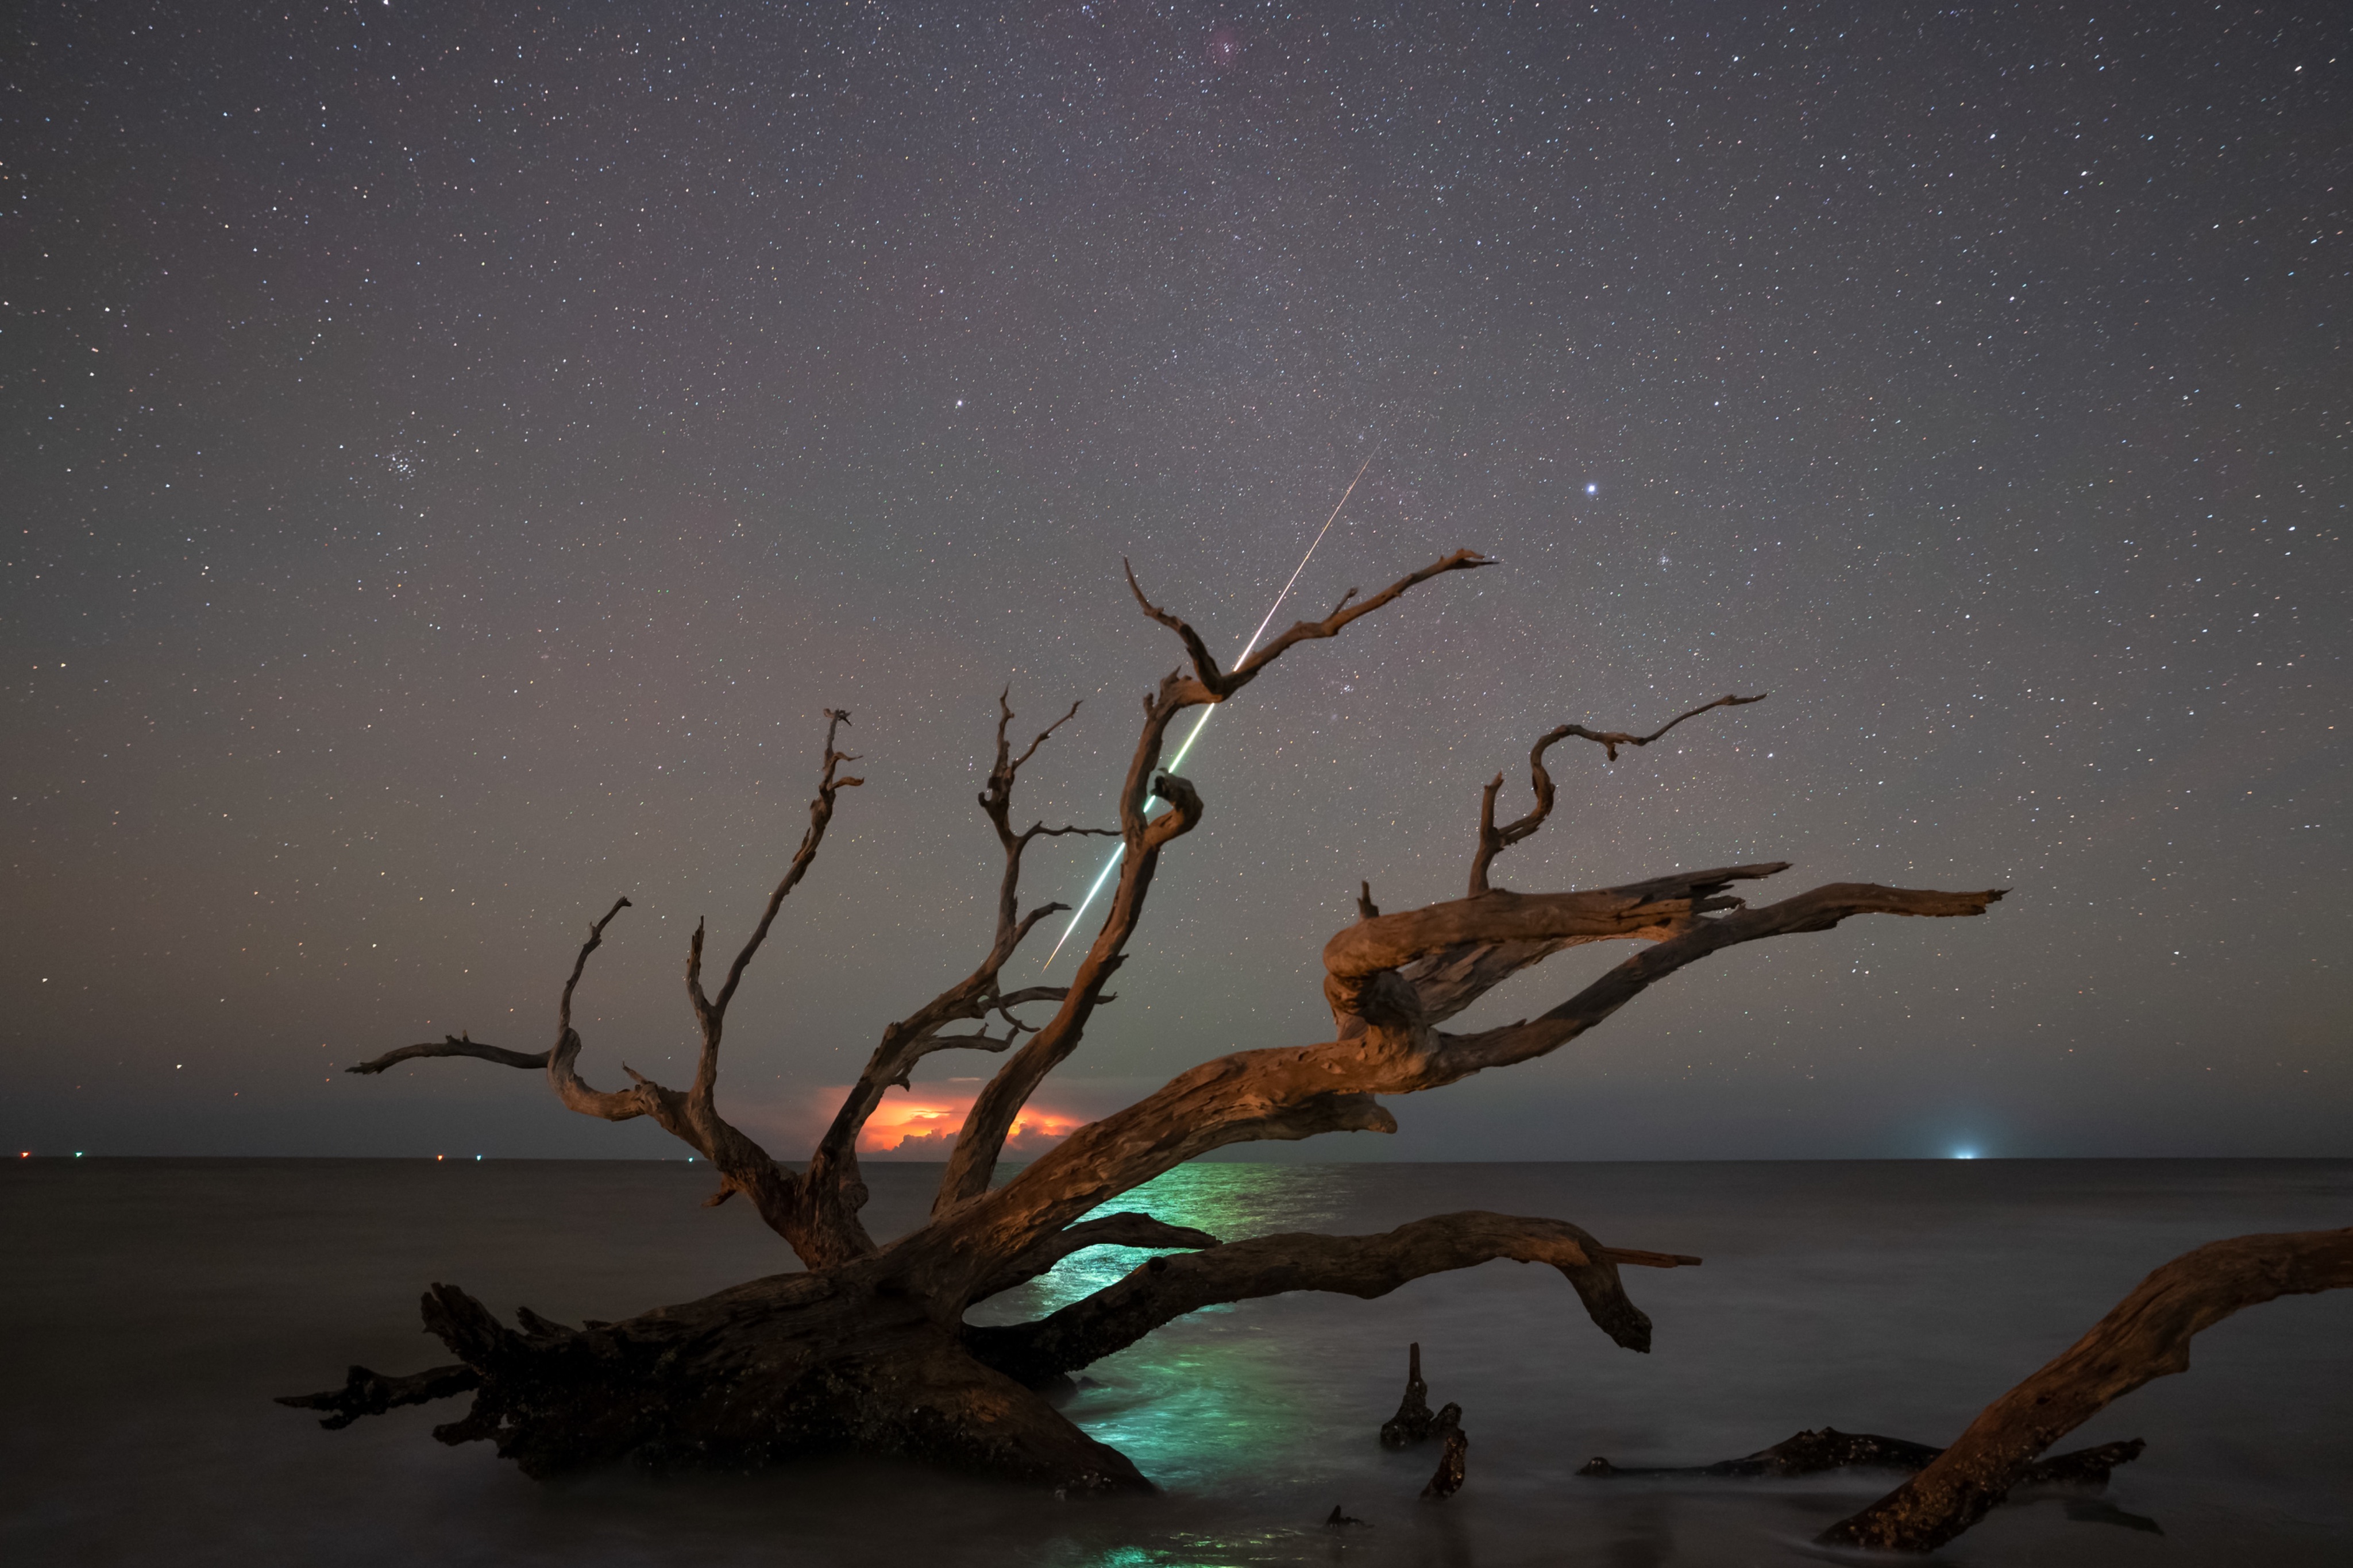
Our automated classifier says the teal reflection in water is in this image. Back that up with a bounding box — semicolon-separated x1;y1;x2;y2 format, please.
988;1163;1353;1318
969;1164;1366;1490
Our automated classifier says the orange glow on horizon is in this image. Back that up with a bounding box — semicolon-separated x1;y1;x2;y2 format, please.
850;1088;1082;1158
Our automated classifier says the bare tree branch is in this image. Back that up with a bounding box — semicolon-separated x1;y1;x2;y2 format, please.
348;1035;549;1075
1124;548;1496;705
1430;880;2007;1080
963;1212;1698;1387
934;551;1492;1215
1468;695;1766;894
348;896;634;1077
1822;1227;2353;1552
794;694;1112;1258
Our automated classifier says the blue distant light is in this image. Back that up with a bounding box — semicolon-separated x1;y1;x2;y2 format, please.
1585;482;1599;495
1953;1148;1978;1160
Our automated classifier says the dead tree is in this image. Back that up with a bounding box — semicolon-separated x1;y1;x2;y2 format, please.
281;548;2003;1492
1821;1228;2353;1552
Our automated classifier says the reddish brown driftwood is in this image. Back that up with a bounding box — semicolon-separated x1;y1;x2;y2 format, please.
289;547;2001;1492
1821;1228;2353;1551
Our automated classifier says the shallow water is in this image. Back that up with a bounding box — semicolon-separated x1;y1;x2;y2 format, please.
3;1158;2347;1565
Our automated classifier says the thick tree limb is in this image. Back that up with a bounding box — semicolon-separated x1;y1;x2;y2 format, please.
961;1212;1697;1387
1467;695;1765;895
935;551;1490;1213
1430;881;2006;1080
924;870;1997;1280
1327;864;1788;984
1821;1227;2353;1552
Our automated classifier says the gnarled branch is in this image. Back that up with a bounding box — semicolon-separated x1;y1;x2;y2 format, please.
346;895;633;1077
924;868;1999;1277
348;1034;549;1075
1468;694;1765;894
964;1211;1695;1387
1822;1227;2353;1552
799;694;1108;1259
934;550;1490;1214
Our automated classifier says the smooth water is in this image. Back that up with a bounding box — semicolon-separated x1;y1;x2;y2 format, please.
3;1159;2347;1565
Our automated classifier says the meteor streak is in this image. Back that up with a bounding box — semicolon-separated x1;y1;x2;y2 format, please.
1041;447;1382;970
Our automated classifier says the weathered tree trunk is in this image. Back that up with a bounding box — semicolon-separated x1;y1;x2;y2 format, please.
1820;1228;2353;1551
284;549;2006;1492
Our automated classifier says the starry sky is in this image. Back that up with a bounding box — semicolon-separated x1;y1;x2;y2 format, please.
7;1;2346;1163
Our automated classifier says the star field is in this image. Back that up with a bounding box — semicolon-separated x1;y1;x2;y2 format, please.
5;1;2346;1160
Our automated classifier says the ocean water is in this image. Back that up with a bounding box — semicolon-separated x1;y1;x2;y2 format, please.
3;1158;2347;1566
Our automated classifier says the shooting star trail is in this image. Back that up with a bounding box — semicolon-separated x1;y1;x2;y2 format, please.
1041;447;1383;970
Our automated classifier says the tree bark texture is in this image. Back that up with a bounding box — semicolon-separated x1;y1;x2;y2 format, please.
1820;1228;2353;1551
291;548;2007;1492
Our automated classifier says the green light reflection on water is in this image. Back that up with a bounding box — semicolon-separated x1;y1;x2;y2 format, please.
969;1164;1363;1492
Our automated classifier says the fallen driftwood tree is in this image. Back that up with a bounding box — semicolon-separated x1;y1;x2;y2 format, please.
281;548;2002;1490
1820;1227;2353;1551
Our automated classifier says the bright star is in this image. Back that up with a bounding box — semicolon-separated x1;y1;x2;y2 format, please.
1585;482;1599;495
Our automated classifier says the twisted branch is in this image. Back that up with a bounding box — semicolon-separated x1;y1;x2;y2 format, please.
796;694;1112;1257
916;868;2000;1283
340;715;865;1264
932;550;1492;1215
1468;694;1765;894
963;1212;1698;1387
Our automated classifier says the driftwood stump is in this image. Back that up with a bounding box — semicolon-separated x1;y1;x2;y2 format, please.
1379;1342;1435;1448
1421;1423;1469;1501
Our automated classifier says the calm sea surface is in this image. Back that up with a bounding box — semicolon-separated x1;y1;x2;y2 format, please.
3;1158;2347;1566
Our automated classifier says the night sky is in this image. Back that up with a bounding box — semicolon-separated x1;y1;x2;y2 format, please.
7;2;2346;1164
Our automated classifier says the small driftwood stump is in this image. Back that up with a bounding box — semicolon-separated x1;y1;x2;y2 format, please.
1421;1420;1469;1501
